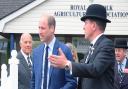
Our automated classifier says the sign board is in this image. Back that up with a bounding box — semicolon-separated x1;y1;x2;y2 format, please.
3;0;128;35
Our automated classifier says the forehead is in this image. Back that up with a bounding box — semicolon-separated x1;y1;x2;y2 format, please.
115;48;126;51
84;19;95;24
84;19;90;22
39;16;48;26
22;36;32;42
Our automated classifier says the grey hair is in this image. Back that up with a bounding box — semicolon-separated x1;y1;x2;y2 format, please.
20;33;32;44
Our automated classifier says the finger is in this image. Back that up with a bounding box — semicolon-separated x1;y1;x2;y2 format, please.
49;55;58;61
49;56;56;63
58;48;64;56
50;63;58;68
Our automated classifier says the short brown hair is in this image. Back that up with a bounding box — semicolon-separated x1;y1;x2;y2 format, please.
47;16;56;29
89;18;106;32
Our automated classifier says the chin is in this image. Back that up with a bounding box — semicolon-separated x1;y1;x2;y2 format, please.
85;36;89;40
84;36;87;39
40;39;45;42
116;58;121;62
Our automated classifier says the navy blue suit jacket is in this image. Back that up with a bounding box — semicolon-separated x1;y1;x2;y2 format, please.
31;39;77;89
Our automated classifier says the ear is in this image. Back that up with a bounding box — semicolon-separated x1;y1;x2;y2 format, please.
91;21;96;31
50;25;55;33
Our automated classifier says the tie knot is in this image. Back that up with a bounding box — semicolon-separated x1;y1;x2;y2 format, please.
118;62;123;66
90;44;93;47
45;45;49;52
27;56;31;62
27;56;29;59
89;44;93;49
46;45;49;49
27;56;32;69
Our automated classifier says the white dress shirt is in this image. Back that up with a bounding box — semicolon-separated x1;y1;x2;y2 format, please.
41;37;56;89
21;49;32;65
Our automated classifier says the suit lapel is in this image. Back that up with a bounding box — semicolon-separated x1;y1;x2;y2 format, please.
122;58;128;80
114;62;121;82
87;35;105;63
49;39;59;81
18;51;31;76
38;44;45;83
93;35;105;49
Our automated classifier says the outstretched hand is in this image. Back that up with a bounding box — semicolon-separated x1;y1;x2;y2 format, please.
49;48;68;68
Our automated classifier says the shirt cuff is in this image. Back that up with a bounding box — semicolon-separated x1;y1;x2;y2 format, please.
65;60;72;74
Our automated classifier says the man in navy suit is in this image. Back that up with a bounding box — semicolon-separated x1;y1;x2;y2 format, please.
114;39;128;89
49;4;115;89
31;15;77;89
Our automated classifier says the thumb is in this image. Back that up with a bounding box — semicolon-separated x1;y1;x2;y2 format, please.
58;48;64;56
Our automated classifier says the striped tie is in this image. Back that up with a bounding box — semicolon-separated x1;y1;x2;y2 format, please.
85;44;93;63
118;62;123;81
27;56;32;70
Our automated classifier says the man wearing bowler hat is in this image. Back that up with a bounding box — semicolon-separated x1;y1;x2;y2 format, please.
114;39;128;89
49;4;115;89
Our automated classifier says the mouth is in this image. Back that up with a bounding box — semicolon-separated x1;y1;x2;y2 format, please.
116;56;120;59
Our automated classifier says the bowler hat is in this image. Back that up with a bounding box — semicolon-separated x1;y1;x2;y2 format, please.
114;39;128;49
81;4;111;23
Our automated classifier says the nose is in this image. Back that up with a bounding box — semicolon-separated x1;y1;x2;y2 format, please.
27;42;31;46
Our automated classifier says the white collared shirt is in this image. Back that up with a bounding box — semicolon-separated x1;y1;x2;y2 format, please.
118;58;127;71
20;49;32;65
91;33;103;46
41;36;56;89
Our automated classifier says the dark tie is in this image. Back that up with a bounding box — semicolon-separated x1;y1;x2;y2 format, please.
43;46;49;89
27;56;32;70
85;44;93;63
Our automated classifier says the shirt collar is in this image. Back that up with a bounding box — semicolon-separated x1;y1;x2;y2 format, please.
118;57;127;70
20;49;30;59
45;36;56;50
118;57;127;66
91;33;103;46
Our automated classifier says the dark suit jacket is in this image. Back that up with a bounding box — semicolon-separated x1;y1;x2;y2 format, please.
17;51;31;89
72;35;115;89
31;39;77;89
114;58;128;89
